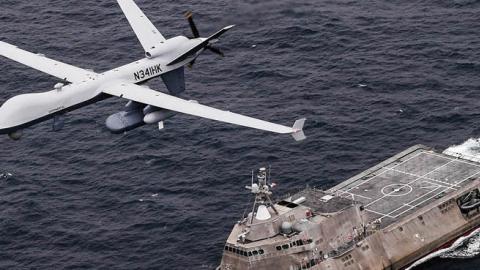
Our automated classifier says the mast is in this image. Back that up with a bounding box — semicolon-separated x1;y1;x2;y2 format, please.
245;167;278;224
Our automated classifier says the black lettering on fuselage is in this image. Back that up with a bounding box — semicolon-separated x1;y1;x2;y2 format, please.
133;64;163;81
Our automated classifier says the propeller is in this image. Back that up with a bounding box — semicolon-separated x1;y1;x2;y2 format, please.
184;11;226;67
206;45;224;57
185;11;200;38
187;58;196;69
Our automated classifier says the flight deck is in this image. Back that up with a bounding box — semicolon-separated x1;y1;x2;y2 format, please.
219;144;480;270
331;145;480;226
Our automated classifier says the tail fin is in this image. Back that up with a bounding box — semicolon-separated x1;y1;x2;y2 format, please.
167;25;235;66
291;118;306;141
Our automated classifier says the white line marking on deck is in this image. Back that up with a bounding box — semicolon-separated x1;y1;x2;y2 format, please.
454;171;480;186
339;151;480;221
364;208;394;218
341;152;424;193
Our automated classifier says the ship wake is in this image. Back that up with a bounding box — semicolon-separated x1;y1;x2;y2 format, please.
443;138;480;162
440;230;480;259
406;227;480;269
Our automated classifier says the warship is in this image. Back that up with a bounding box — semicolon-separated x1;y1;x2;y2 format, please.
217;142;480;269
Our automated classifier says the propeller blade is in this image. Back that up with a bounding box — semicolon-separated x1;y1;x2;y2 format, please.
207;45;225;57
184;11;200;38
187;58;196;69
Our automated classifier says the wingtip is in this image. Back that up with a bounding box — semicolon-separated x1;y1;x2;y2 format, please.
291;118;307;141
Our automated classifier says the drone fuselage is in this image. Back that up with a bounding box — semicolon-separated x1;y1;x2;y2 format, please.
0;0;304;141
0;39;205;135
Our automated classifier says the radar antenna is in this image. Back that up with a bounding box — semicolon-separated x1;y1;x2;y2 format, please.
245;167;278;224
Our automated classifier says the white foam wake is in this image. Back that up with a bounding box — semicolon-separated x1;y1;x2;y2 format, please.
443;138;480;162
440;229;480;259
405;227;480;269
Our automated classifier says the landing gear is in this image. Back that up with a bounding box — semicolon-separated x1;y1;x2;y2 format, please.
8;129;23;140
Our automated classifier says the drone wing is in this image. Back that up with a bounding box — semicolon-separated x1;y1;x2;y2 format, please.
117;0;166;52
101;81;306;140
0;41;96;83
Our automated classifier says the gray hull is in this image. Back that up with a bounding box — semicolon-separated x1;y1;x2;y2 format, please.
218;145;480;270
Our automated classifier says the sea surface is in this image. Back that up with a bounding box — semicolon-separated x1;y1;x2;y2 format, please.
1;0;480;269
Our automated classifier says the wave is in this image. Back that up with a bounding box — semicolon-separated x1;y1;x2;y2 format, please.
443;138;480;162
406;228;480;270
440;231;480;259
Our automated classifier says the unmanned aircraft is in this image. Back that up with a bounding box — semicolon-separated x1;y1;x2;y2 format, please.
0;0;306;141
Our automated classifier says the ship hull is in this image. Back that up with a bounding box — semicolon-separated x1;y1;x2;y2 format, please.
218;145;480;270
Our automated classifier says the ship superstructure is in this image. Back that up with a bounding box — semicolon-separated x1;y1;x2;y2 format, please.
218;145;480;270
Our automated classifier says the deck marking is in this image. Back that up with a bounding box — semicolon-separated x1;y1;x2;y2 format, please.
386;205;414;218
338;151;480;222
453;170;480;186
388;168;459;188
421;180;457;191
390;187;449;218
363;158;451;208
429;152;480;169
364;208;394;218
337;190;372;200
341;152;424;193
380;184;413;196
386;159;460;188
411;187;450;208
400;185;440;207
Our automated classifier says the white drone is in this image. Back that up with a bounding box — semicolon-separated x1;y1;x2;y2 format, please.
0;0;306;141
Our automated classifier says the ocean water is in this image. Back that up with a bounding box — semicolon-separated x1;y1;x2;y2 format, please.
1;0;480;269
